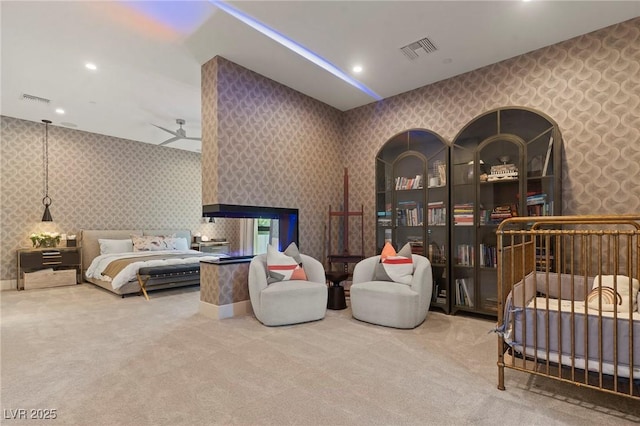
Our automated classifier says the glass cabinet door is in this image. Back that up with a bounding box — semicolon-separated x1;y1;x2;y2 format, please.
376;129;450;313
477;138;523;313
393;152;427;255
425;147;448;309
376;157;393;250
451;143;476;310
451;107;562;316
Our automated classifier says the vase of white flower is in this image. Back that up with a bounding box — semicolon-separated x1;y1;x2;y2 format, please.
30;232;61;248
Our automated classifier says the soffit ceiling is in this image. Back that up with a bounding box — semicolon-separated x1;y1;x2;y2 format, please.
1;1;638;152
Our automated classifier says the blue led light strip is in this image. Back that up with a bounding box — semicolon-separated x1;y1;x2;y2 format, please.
209;0;382;101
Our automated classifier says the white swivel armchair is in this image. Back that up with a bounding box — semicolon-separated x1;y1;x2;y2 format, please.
350;255;433;329
248;253;328;326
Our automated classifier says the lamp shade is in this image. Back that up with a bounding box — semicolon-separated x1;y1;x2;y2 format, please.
42;203;53;222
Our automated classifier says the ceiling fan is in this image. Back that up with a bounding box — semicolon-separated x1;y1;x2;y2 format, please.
153;118;201;145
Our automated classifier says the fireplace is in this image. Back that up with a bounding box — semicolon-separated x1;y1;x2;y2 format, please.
202;204;299;252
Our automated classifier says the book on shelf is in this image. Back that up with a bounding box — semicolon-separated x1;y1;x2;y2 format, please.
542;135;553;177
427;242;445;263
395;174;423;190
456;244;474;266
437;162;447;186
427;162;447;188
427;200;446;226
396;201;423;226
479;244;497;268
406;236;424;255
455;278;474;307
526;193;547;205
479;209;490;225
488;204;517;224
453;202;474;225
434;284;446;304
524;194;553;216
535;247;555;271
461;279;474;307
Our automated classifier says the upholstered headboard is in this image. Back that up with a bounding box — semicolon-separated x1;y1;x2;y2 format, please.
80;229;192;273
143;229;192;240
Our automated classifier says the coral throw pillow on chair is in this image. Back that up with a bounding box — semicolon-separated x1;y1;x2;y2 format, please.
375;242;413;284
266;242;308;283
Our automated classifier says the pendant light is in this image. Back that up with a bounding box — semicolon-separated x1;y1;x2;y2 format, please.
41;119;53;222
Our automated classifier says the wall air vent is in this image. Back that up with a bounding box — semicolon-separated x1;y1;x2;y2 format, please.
19;93;51;104
400;36;438;60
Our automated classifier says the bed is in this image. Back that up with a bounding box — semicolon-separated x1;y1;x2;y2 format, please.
81;229;224;298
496;215;640;400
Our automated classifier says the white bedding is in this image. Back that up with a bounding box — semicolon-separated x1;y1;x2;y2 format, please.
86;250;221;290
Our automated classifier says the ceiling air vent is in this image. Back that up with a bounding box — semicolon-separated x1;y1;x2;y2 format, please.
19;93;51;105
400;36;438;60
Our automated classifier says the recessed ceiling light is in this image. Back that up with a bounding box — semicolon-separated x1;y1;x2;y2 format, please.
55;108;65;114
85;63;97;70
352;65;363;73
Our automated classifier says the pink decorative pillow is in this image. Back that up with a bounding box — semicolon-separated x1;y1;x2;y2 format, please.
266;242;307;283
374;242;413;284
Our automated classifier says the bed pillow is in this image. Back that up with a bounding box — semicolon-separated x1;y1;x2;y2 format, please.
266;242;307;284
165;237;189;251
132;235;174;252
374;242;413;285
98;239;133;255
587;275;639;313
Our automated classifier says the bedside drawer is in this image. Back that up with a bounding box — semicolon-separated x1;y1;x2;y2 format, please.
20;251;48;268
20;250;80;267
200;244;230;254
60;250;80;265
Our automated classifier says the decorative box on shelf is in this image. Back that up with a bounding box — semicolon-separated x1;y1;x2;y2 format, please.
487;164;518;181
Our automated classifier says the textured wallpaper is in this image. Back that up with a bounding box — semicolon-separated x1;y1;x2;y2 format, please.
0;116;214;283
343;18;640;256
4;18;638;287
201;57;345;262
200;262;249;306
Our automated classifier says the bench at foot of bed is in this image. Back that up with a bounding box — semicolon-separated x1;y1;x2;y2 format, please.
136;265;200;300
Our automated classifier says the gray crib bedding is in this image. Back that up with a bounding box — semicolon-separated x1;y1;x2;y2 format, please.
501;271;640;378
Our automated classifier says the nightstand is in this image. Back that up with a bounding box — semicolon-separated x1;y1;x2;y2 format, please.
17;246;82;290
191;241;230;255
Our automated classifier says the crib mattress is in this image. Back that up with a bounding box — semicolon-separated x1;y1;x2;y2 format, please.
506;297;640;378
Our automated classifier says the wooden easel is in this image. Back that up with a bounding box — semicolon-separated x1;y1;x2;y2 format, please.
327;168;364;275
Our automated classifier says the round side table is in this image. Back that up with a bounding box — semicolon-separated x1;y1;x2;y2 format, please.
325;271;348;310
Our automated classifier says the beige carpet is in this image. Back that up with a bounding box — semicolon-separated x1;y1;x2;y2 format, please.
1;284;639;425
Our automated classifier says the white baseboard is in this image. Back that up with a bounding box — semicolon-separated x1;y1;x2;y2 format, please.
199;299;252;320
1;279;17;291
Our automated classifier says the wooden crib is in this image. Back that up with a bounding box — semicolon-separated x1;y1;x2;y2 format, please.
496;215;640;400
